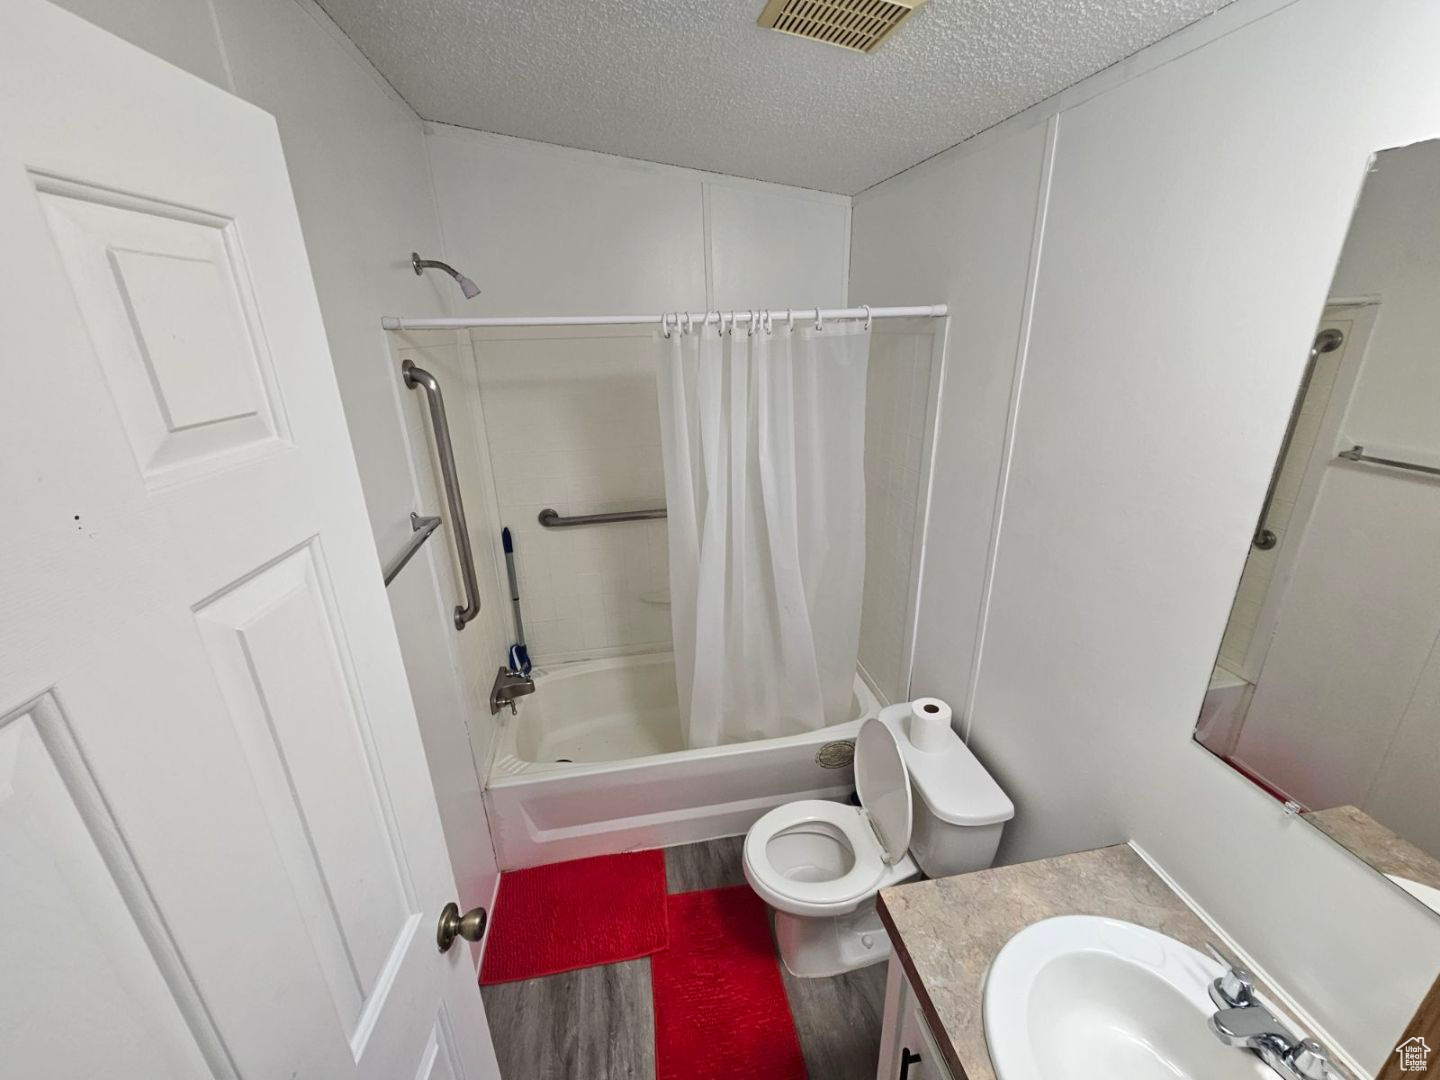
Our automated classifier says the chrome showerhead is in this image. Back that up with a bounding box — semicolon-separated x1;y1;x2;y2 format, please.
1314;328;1344;354
411;251;480;299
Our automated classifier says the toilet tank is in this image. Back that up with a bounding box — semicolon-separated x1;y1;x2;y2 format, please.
909;807;1005;878
877;703;1015;879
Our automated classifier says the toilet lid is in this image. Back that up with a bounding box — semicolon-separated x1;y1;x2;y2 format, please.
854;717;912;864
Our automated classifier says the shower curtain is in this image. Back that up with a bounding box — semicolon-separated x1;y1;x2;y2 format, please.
655;318;869;748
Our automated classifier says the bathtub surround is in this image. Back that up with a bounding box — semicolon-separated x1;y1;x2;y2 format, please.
485;654;881;868
860;321;944;703
422;129;858;676
471;326;671;661
388;332;514;798
853;0;1440;1067
657;321;870;746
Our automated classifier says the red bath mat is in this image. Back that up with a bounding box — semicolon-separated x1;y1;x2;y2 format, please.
653;885;808;1080
479;849;669;984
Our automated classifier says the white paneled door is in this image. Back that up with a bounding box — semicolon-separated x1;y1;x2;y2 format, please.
0;4;499;1079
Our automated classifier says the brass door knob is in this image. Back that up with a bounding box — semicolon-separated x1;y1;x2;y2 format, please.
436;902;488;953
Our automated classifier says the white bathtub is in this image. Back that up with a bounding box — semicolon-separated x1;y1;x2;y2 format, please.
484;652;882;869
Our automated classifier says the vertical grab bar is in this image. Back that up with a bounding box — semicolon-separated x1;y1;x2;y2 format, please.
402;360;481;629
1251;327;1345;549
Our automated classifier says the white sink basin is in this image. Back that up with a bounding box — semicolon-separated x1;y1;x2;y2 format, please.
984;916;1278;1080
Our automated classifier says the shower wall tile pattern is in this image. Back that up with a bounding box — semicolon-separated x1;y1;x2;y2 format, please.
859;329;935;704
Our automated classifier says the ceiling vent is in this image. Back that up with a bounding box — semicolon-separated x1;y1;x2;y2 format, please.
757;0;927;54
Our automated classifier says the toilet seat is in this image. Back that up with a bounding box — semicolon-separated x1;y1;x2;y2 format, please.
743;800;891;915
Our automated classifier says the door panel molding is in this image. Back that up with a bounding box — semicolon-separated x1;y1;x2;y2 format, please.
194;541;416;1035
0;690;238;1080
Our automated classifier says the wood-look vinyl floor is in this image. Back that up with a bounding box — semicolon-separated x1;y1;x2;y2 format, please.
480;836;887;1080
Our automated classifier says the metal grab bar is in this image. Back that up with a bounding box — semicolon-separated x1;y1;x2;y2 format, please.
402;360;481;629
538;507;666;528
1337;445;1440;478
382;513;441;587
1253;328;1345;549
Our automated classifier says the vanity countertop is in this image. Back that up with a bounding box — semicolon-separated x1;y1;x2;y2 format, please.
1306;804;1440;894
876;843;1224;1080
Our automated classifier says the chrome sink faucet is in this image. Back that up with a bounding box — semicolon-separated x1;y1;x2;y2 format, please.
1205;945;1332;1080
489;665;535;715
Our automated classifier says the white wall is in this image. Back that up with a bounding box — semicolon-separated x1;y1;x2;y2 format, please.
853;0;1440;1068
423;126;855;664
424;124;853;317
851;123;1051;721
48;0;504;947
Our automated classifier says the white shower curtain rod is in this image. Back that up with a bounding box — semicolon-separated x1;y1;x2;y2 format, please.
379;304;946;331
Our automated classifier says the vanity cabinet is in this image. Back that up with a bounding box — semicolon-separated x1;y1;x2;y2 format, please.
876;954;958;1080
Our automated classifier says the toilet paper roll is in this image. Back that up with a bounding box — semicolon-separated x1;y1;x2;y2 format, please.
909;697;953;753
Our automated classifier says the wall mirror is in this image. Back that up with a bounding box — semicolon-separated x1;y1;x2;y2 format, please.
1194;138;1440;922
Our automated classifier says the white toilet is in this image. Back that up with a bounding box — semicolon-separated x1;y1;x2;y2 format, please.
743;700;1014;977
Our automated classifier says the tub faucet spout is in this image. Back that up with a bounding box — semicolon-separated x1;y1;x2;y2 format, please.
490;666;535;715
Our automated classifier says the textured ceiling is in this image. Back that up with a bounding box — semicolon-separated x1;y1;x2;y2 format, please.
315;0;1234;195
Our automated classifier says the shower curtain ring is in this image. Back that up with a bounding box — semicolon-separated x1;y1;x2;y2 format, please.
683;312;693;335
748;310;757;336
814;308;823;331
862;304;872;331
661;313;672;339
787;308;794;332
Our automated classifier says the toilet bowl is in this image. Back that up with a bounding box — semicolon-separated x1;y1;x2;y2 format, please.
743;798;917;976
743;702;1013;977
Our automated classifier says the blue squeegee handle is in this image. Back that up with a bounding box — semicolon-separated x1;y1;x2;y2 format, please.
501;528;526;645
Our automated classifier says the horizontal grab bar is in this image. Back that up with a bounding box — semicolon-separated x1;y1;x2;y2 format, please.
1337;445;1440;478
383;512;442;586
538;507;667;528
